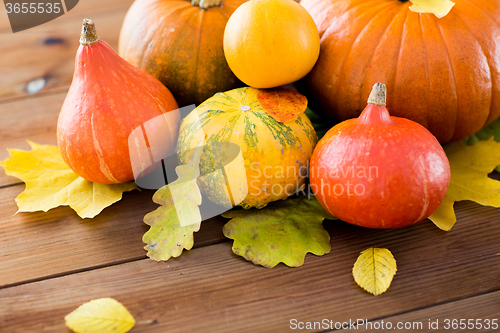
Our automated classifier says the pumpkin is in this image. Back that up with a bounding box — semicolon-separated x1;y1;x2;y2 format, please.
310;83;450;228
118;0;246;107
223;0;320;88
57;19;180;184
299;0;500;143
176;87;318;209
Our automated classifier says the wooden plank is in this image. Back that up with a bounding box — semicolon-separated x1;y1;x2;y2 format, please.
0;184;227;288
0;0;10;32
0;92;64;187
0;0;134;102
362;291;500;332
0;0;134;33
0;200;499;332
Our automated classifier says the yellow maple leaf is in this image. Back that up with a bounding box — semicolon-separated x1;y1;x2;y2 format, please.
65;298;135;333
0;141;137;218
352;248;397;296
429;139;500;231
409;0;455;18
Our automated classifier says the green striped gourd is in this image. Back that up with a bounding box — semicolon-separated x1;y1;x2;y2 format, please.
177;87;318;209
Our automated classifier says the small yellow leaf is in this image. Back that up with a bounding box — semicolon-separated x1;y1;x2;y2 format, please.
352;248;397;296
428;139;500;231
0;141;137;218
409;0;455;18
65;298;135;333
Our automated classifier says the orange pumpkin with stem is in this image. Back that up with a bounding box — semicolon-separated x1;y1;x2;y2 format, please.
119;0;246;107
300;0;500;143
57;19;180;184
310;83;450;228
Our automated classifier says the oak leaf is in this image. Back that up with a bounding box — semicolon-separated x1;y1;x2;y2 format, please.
409;0;455;18
65;298;135;333
222;196;335;268
352;248;397;296
428;139;500;231
0;141;137;218
257;88;308;123
142;146;203;261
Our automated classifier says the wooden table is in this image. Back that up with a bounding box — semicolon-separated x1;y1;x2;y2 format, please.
1;1;499;332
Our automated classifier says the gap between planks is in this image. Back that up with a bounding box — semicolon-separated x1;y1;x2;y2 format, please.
0;87;69;107
1;228;499;333
331;289;500;332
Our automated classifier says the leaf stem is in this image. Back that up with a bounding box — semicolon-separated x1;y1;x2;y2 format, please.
136;319;157;326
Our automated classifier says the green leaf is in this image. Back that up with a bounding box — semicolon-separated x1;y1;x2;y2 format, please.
222;196;336;268
143;146;203;261
352;248;397;296
0;141;137;218
429;139;500;231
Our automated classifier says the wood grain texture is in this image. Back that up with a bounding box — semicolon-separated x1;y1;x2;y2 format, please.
0;200;499;332
362;291;500;332
0;0;134;32
0;92;64;186
0;0;134;102
1;0;499;332
0;184;227;288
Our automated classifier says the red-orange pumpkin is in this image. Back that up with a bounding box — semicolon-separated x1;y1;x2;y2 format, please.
118;0;246;107
57;19;180;184
310;83;450;228
299;0;500;143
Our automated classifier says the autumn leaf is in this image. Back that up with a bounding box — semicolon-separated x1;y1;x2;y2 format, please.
257;88;308;123
0;141;137;218
222;196;335;268
409;0;455;18
65;298;135;333
465;117;500;172
142;146;203;261
352;248;397;296
428;139;500;231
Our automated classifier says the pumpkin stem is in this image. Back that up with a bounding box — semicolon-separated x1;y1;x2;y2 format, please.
359;83;392;126
367;83;386;106
80;18;99;46
191;0;221;9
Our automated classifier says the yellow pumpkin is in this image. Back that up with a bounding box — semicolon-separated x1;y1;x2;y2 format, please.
223;0;320;88
176;87;318;209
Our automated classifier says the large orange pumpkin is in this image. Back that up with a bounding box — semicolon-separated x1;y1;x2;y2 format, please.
118;0;246;107
299;0;500;143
